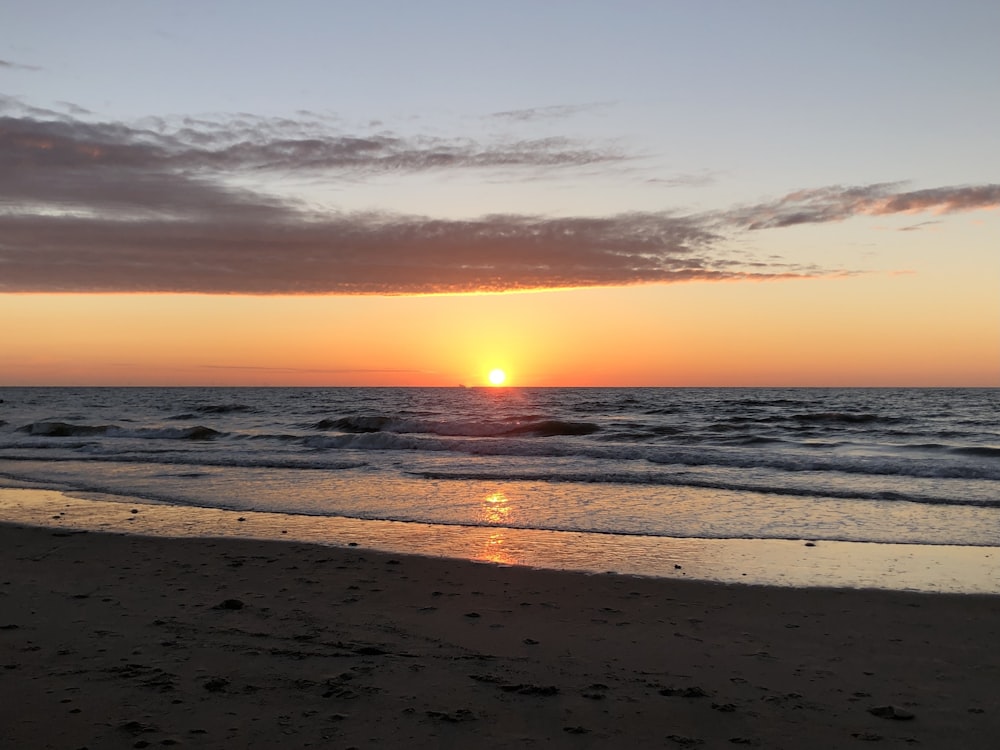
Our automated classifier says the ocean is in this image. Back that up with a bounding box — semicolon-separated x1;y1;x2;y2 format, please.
1;387;998;592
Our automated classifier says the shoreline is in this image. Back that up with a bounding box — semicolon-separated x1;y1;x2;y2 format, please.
2;521;999;748
1;486;997;594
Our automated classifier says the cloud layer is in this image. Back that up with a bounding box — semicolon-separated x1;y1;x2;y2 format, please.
726;183;1000;230
0;209;748;294
1;104;997;295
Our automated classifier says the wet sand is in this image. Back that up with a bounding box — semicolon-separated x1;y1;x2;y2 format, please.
1;522;998;749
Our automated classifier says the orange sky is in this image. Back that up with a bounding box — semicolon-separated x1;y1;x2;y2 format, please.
3;262;997;387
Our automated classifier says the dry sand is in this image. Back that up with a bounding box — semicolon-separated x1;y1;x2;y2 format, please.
1;523;998;749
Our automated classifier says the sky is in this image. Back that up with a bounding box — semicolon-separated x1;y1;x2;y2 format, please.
1;0;998;387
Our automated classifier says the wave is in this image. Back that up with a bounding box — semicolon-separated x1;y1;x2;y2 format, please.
194;403;255;414
408;469;996;508
719;411;901;426
299;428;1000;481
729;397;812;408
0;452;368;473
312;414;601;439
17;421;110;437
168;404;255;420
500;420;600;437
303;432;429;452
16;421;226;441
9;415;998;482
895;443;1000;459
729;436;789;446
791;412;884;424
640;445;999;480
314;416;393;433
173;426;225;441
952;446;1000;458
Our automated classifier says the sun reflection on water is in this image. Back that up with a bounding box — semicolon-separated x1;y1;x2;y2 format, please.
477;491;516;564
481;491;511;524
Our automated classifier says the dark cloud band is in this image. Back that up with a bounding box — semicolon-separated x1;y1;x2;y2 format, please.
0;211;766;294
1;104;995;295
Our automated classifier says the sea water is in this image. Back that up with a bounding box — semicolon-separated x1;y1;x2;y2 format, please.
1;387;997;591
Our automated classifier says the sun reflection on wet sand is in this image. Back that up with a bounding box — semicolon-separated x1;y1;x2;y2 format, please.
479;530;516;565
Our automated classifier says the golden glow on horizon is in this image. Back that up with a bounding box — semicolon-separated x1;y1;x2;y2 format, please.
1;267;998;388
488;368;507;386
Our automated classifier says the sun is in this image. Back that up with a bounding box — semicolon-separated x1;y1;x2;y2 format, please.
488;368;507;386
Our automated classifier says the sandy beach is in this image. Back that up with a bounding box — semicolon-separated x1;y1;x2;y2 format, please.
2;523;998;749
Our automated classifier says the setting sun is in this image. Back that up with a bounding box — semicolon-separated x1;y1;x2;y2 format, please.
488;368;507;386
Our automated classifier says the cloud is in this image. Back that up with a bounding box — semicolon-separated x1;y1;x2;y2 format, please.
727;183;1000;230
55;101;93;116
2;209;796;294
200;365;427;374
0;104;995;295
0;59;41;72
898;220;942;232
646;170;718;188
0;109;621;184
0;104;624;216
489;102;612;122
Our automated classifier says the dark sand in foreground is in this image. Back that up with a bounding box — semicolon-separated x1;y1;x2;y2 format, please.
2;523;998;749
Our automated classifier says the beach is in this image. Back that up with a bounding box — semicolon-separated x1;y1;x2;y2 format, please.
2;523;998;749
5;4;999;746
